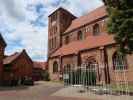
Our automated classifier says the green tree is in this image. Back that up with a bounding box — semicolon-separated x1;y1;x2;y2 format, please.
103;0;133;54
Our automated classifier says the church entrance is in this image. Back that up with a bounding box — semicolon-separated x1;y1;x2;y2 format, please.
63;59;98;86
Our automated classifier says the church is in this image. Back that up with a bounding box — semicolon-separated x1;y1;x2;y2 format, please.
48;6;133;84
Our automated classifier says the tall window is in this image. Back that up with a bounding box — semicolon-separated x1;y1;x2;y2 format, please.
77;31;83;40
49;39;51;49
53;61;58;73
54;37;56;48
93;24;100;36
112;52;127;70
51;38;53;49
65;36;70;44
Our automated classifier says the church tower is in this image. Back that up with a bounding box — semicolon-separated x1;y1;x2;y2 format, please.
48;7;76;56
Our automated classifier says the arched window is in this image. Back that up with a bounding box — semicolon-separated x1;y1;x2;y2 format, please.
86;59;97;70
112;52;127;70
53;61;58;73
65;36;70;44
77;31;83;40
93;24;100;36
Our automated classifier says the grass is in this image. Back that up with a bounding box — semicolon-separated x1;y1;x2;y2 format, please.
49;80;64;84
108;84;133;93
99;84;133;92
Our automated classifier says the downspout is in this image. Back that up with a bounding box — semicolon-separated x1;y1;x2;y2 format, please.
103;48;110;84
60;56;63;80
77;52;81;66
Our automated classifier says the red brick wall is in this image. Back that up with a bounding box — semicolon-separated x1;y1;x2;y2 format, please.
106;45;133;84
62;17;108;45
48;8;76;55
49;55;78;80
80;49;106;84
48;57;60;80
0;47;5;83
3;52;33;81
62;55;78;69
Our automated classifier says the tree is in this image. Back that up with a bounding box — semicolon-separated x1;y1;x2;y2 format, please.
102;0;133;54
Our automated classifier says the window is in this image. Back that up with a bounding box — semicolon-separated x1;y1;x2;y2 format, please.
77;31;83;40
4;65;11;72
54;37;56;48
53;61;58;73
65;36;70;44
49;39;51;49
112;52;127;70
51;38;53;49
85;26;90;33
93;24;100;36
55;26;57;34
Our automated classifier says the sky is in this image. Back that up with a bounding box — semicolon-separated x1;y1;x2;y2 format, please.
0;0;103;61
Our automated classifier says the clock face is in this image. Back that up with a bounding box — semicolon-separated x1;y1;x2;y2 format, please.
51;20;56;26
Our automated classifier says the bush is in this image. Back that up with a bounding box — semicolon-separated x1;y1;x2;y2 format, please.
41;70;50;81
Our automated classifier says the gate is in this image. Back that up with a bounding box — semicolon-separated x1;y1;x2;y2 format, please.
63;64;97;86
63;63;133;100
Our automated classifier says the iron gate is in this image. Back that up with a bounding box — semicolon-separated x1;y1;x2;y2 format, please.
63;63;133;100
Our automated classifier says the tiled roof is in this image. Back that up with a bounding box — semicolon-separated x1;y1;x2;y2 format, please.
0;34;7;47
33;61;48;70
3;50;32;65
51;34;115;57
64;6;107;33
3;52;21;65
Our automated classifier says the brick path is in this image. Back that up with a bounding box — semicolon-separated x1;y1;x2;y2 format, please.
0;81;94;100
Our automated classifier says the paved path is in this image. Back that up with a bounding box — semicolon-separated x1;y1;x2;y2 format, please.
53;86;133;100
0;81;93;100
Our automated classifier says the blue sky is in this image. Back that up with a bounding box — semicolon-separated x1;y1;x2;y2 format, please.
0;0;103;61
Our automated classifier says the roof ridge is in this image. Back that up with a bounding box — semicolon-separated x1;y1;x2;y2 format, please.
76;5;105;19
50;34;115;57
64;5;107;33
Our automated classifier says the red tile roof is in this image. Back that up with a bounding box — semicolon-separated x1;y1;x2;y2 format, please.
3;52;21;65
64;6;107;33
3;50;32;65
51;34;115;57
33;61;48;70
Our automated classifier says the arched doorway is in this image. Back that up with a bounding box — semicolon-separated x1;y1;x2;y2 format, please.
84;58;98;86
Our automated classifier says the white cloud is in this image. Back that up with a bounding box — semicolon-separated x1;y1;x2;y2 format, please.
5;22;48;61
44;0;103;16
0;0;26;21
0;0;103;61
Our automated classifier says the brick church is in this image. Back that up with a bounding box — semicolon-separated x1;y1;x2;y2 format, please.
48;6;133;84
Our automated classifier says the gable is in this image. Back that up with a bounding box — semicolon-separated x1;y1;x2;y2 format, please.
3;50;33;65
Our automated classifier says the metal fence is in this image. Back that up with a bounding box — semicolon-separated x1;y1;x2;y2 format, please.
63;63;133;99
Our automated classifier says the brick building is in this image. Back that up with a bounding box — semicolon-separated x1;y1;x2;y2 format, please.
3;50;33;85
0;34;6;84
48;6;133;84
33;61;47;81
